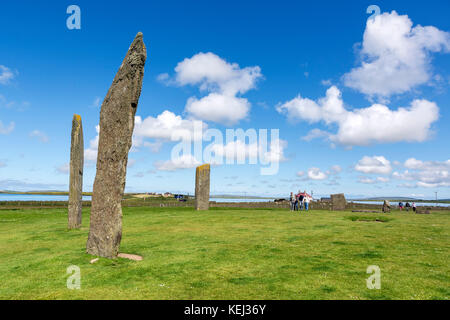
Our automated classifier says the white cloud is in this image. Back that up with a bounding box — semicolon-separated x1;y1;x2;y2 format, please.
29;130;49;143
307;167;328;180
0;120;14;134
154;154;201;171
173;52;262;124
302;128;330;142
55;163;69;174
185;93;250;125
210;138;287;164
85;112;205;161
393;158;450;188
156;72;170;84
175;52;262;95
277;86;439;146
343;11;450;98
0;160;6;168
134;110;205;146
355;156;392;175
0;65;15;85
84;125;100;162
358;176;390;184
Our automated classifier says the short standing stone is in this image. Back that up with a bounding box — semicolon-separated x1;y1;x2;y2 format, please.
382;200;391;213
68;114;84;229
195;164;210;211
416;207;431;215
331;193;346;211
86;32;147;258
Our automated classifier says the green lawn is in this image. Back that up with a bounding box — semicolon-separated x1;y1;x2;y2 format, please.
0;207;448;300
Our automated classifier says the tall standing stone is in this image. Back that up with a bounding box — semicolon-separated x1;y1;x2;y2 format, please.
195;164;210;211
331;193;347;211
68;114;84;229
86;33;147;258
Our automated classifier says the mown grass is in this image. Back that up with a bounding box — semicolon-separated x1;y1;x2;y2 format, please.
0;207;448;300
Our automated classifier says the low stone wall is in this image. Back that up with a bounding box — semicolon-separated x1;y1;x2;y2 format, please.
0;200;448;211
210;201;289;209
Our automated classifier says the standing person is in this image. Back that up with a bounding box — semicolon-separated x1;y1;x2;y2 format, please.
298;191;304;211
304;193;310;211
412;202;417;213
290;192;295;212
294;192;299;211
405;202;411;212
399;202;403;211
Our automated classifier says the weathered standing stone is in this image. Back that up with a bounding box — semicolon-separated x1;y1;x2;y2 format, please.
68;114;84;229
416;207;431;215
86;33;147;258
195;164;210;211
331;193;346;211
382;200;391;213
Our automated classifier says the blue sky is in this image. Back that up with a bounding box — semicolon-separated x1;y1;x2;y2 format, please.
1;0;449;199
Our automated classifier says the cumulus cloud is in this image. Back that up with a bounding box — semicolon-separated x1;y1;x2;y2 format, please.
0;65;15;85
185;93;250;125
307;167;328;180
277;86;439;146
84;125;100;162
358;176;390;184
393;158;450;188
134;110;206;147
355;156;392;175
85;112;206;161
343;11;450;98
210;138;288;164
0;120;14;134
298;165;341;181
29;130;49;143
154;154;201;171
173;52;262;124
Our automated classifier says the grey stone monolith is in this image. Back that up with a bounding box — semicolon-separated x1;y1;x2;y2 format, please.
68;114;84;229
382;200;391;213
331;193;347;211
195;164;210;211
86;32;147;258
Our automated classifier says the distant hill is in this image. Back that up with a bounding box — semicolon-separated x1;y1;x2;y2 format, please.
358;197;419;201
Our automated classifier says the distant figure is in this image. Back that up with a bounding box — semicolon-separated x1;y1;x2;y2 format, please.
412;202;417;212
405;202;411;212
290;192;295;211
399;202;404;211
298;191;304;211
304;193;310;211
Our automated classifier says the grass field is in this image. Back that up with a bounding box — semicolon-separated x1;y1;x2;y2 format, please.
0;207;448;300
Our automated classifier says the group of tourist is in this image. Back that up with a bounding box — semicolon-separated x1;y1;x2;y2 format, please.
398;202;417;212
290;191;311;212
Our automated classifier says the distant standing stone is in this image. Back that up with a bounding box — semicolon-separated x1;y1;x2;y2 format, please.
195;164;210;211
68;114;84;229
86;32;147;258
331;193;346;211
416;207;431;215
382;200;391;213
